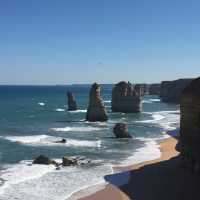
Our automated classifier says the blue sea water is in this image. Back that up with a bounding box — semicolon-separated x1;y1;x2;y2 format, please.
0;85;180;200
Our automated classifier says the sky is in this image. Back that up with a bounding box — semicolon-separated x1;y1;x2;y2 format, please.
0;0;200;85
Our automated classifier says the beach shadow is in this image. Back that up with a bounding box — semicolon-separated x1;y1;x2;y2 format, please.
105;155;200;200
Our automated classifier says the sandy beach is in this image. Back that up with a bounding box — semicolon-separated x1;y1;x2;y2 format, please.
76;135;200;200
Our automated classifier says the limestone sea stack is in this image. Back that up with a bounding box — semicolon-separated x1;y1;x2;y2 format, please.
67;91;77;111
149;83;161;95
178;77;200;172
160;79;193;103
135;84;149;96
113;123;132;138
112;81;142;113
86;83;108;122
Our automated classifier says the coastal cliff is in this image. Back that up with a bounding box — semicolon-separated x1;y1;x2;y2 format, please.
179;77;200;172
112;81;142;113
160;79;193;103
86;83;108;122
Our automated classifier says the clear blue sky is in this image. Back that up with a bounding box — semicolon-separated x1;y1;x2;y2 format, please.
0;0;200;85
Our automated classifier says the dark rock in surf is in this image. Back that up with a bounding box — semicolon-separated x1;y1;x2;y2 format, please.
62;156;78;166
33;155;58;166
113;123;132;138
54;139;67;143
86;83;108;122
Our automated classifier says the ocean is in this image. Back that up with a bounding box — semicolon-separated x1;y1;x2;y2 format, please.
0;85;180;200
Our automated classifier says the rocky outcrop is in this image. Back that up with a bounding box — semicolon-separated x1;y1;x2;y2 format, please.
112;81;142;113
67;92;77;111
62;156;78;166
149;84;161;95
86;83;108;122
160;79;193;103
113;123;132;138
33;155;58;166
178;77;200;173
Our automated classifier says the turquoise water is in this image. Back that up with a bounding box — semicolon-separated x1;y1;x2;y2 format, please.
0;85;179;200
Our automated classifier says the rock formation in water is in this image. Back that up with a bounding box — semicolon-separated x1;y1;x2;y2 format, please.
135;84;149;96
113;123;132;138
86;83;108;122
67;92;77;111
62;156;78;166
112;81;142;113
149;84;161;95
160;79;193;103
178;77;200;172
33;155;58;166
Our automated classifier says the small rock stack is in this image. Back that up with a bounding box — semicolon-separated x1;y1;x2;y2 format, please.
86;83;108;122
67;91;77;111
113;123;132;138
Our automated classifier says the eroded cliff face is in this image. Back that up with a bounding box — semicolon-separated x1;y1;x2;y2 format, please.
67;92;77;111
135;84;149;96
112;81;142;113
160;79;193;103
179;77;200;172
86;83;108;122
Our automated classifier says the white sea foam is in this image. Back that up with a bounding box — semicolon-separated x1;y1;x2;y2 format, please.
135;113;165;123
3;135;101;148
0;160;55;195
142;100;153;104
149;98;160;102
55;108;65;112
142;98;161;104
50;126;106;132
38;102;45;106
138;110;180;131
104;100;111;103
117;138;161;167
0;162;112;200
68;109;87;113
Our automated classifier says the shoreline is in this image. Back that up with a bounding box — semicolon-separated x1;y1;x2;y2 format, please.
69;132;179;200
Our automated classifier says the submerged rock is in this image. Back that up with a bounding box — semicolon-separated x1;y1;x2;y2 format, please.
33;155;58;166
86;83;108;122
160;79;193;103
67;92;77;111
179;77;200;173
112;81;142;113
113;123;132;138
54;139;67;144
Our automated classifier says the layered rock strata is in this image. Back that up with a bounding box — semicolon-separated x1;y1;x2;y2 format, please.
112;81;142;113
160;79;193;103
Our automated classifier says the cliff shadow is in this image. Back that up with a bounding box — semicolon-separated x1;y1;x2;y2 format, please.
104;155;200;200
